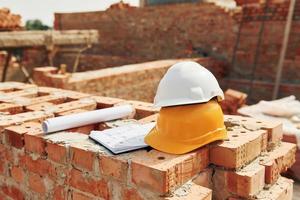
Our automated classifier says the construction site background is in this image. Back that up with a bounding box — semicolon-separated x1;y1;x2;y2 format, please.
6;0;296;103
8;0;292;104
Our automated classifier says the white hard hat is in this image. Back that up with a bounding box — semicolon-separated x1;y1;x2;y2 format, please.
154;61;224;107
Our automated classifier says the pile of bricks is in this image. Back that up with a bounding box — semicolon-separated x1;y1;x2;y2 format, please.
0;82;296;199
220;89;247;114
0;8;21;31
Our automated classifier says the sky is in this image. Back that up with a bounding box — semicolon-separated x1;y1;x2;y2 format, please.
0;0;140;26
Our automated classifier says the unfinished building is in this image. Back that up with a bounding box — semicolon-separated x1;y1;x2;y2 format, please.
24;0;299;103
0;82;297;199
0;0;299;199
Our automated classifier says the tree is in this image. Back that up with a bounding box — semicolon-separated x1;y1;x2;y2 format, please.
25;19;50;30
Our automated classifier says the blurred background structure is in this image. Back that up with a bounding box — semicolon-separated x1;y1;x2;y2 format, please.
1;0;299;104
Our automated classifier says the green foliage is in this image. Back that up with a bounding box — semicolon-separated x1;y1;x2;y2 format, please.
25;19;51;30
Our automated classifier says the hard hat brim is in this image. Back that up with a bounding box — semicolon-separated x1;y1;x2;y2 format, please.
154;95;224;108
144;126;228;155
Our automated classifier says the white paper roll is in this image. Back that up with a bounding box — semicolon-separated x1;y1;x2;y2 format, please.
42;105;134;134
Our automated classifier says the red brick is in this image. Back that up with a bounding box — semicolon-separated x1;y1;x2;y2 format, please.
0;88;38;99
6;122;46;155
225;115;283;149
0;143;12;164
163;183;212;200
25;102;54;111
0;82;31;92
53;185;66;200
210;124;267;169
225;89;247;105
53;99;96;115
0;162;4;175
138;114;158;124
131;147;209;194
27;94;66;105
33;67;58;85
69;169;109;199
0;111;53;132
71;145;96;171
259;142;296;184
99;155;128;181
46;142;68;164
0;103;23;114
37;86;61;95
254;176;293;199
1;185;24;200
4;128;24;149
21;155;54;176
213;162;265;198
28;173;46;194
72;191;97;200
122;189;143;200
5;122;42;149
10;166;24;183
126;100;159;119
67;124;96;134
24;134;46;156
4;122;42;149
192;168;213;188
62;90;91;101
57;108;88;116
91;96;124;108
227;170;263;197
0;192;5;200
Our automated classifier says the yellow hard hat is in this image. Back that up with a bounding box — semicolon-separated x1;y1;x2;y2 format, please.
144;100;227;154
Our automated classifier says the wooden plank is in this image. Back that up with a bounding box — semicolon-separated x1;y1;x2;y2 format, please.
0;30;98;48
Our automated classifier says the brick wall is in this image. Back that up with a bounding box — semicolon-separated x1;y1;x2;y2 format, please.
53;0;300;102
33;57;227;102
221;78;300;102
54;2;236;64
33;56;299;103
54;54;146;72
231;0;300;83
0;82;296;200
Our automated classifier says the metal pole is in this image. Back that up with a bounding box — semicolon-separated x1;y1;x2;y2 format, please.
248;0;270;100
272;0;296;99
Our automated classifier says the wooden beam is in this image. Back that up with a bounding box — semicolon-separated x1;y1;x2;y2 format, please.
0;30;98;48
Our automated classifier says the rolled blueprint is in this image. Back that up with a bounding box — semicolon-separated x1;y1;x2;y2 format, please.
42;105;135;134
